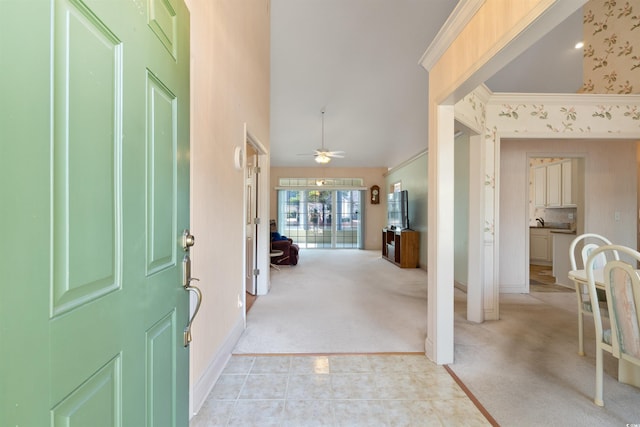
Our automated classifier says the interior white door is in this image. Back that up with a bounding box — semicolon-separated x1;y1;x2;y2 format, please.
245;144;259;295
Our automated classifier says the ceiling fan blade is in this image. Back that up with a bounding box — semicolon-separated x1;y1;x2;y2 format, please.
315;149;344;155
327;152;345;158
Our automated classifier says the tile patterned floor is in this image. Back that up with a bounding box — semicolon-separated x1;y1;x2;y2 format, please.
190;354;492;427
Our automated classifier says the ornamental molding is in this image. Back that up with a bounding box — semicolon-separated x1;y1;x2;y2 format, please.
419;0;485;71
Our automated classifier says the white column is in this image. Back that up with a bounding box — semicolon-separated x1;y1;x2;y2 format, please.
466;133;484;322
426;105;455;364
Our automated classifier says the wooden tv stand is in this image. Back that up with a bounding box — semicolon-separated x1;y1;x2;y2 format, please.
382;228;419;268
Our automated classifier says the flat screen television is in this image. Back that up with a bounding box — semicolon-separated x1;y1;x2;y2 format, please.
387;190;409;230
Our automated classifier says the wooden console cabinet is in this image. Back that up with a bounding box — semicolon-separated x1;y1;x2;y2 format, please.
382;228;419;268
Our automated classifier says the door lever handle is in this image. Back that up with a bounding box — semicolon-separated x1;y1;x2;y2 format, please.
184;277;202;347
182;254;202;347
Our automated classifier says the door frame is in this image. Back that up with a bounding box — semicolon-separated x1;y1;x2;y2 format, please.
243;124;269;301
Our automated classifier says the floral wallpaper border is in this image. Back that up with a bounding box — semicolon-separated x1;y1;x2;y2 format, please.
489;100;640;134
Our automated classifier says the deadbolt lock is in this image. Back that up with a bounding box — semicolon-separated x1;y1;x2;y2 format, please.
182;229;195;251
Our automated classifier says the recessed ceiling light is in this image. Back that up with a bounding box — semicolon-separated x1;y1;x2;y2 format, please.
575;41;584;49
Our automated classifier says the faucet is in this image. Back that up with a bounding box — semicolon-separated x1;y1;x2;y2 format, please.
536;217;545;227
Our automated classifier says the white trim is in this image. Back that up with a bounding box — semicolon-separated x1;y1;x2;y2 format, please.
277;177;365;187
275;177;367;191
419;0;486;71
474;84;493;104
497;131;640;140
466;133;484;323
454;113;482;136
426;104;456;364
489;92;640;105
384;150;428;176
246;125;268;154
257;153;270;295
244;123;270;297
190;316;244;419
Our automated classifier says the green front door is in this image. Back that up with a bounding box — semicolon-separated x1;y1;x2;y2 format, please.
1;0;191;425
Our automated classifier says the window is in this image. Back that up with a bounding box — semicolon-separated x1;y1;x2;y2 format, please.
277;189;363;249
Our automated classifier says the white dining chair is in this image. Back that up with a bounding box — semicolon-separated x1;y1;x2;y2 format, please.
569;233;617;356
586;244;640;406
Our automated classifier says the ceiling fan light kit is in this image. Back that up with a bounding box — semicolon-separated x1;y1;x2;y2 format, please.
315;153;331;164
298;109;345;164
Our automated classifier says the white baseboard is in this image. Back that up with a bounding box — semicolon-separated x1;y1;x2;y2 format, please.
189;315;245;419
425;336;434;362
453;281;467;292
484;307;499;321
500;284;527;294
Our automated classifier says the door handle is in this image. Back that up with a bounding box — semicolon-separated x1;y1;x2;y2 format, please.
184;277;202;347
182;253;202;347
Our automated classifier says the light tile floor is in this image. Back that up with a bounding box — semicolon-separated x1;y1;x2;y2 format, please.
190;354;492;427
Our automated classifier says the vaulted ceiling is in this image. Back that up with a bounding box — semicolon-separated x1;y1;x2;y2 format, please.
270;1;584;169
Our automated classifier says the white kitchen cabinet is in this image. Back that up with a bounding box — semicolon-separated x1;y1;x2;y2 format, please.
546;162;562;207
530;228;552;264
532;159;577;208
533;166;547;208
561;160;577;207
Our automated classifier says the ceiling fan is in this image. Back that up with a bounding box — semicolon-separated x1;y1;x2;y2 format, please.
298;109;345;164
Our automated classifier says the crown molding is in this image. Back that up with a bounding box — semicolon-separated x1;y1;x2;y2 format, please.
474;83;493;103
384;149;428;176
488;92;640;105
419;0;486;71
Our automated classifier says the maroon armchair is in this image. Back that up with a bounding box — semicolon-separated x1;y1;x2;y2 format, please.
270;219;299;266
271;238;299;266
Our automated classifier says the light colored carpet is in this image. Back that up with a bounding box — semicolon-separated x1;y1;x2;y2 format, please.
452;289;640;426
233;249;427;354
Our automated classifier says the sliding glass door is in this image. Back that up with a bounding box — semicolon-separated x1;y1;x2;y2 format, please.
277;189;363;249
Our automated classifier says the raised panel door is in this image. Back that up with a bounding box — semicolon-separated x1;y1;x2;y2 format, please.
0;0;191;425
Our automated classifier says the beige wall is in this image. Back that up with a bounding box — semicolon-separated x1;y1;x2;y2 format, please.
270;167;387;250
186;0;270;410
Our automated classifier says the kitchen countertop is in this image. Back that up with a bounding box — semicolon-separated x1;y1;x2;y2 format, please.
529;223;575;234
549;229;576;235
